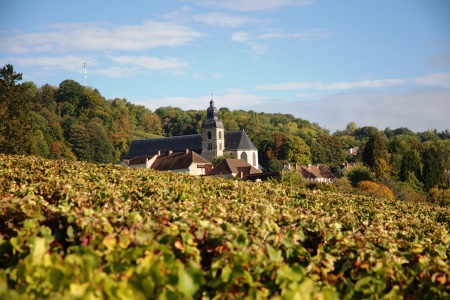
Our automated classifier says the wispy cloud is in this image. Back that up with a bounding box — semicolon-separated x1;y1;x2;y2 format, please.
110;56;188;71
413;72;450;88
198;0;314;12
231;28;330;54
255;73;450;91
2;55;94;73
2;55;190;78
255;78;406;91
192;12;263;28
0;21;204;53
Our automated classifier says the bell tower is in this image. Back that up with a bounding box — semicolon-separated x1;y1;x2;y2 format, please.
201;98;224;161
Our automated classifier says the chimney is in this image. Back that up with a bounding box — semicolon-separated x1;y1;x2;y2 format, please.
169;150;173;155
157;150;161;156
308;164;311;169
185;148;189;154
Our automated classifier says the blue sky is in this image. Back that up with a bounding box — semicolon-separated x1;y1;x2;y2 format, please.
1;0;449;133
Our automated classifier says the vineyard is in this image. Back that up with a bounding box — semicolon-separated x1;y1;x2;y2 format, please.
0;154;449;299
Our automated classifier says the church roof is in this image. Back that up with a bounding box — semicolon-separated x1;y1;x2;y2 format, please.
125;130;257;159
224;130;257;151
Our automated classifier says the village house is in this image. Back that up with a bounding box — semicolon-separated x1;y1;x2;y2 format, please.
205;158;261;179
282;163;335;183
121;99;259;175
119;150;213;175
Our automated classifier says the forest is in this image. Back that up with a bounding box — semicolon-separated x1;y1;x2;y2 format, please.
1;64;449;203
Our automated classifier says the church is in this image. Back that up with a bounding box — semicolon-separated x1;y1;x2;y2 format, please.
124;100;259;169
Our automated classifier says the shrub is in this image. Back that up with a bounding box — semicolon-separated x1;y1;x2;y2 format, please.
357;180;395;200
346;165;374;187
428;186;450;206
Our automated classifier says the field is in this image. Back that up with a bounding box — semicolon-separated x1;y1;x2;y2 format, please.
0;154;449;299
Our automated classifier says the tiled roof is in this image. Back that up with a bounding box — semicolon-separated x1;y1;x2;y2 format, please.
151;151;212;171
285;164;334;179
206;159;261;176
125;130;257;159
123;155;156;165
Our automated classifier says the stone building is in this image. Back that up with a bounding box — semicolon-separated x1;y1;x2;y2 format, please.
124;100;259;169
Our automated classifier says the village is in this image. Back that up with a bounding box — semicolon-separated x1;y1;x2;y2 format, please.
120;99;341;182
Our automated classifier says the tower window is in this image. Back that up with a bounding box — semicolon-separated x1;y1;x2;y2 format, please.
208;131;212;139
208;143;213;150
219;131;222;139
253;152;257;166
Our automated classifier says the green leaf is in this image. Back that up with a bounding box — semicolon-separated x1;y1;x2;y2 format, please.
177;264;197;298
266;244;283;263
31;237;47;265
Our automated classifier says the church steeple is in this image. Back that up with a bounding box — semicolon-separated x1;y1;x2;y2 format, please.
201;98;224;161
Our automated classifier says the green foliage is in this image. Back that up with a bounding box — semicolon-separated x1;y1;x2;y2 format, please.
347;165;374;187
311;134;346;168
0;64;33;155
421;142;446;191
362;131;385;169
0;64;165;164
1;154;449;299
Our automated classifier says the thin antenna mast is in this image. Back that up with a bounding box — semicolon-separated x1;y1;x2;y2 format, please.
84;62;87;87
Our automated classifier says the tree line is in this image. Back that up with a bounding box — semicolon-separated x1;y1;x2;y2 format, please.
1;64;449;201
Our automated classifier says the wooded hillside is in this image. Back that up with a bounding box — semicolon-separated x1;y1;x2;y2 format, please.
1;64;450;200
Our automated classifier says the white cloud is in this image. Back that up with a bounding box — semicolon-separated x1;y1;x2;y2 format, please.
192;12;262;28
3;54;191;78
110;56;189;70
231;28;330;55
255;78;406;91
135;87;450;133
413;72;450;88
255;73;450;91
284;88;450;132
135;91;273;112
0;21;204;53
3;55;95;73
198;0;314;12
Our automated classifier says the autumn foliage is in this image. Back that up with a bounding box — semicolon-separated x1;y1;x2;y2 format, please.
357;180;395;200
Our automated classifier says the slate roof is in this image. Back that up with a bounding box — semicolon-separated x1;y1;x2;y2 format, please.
151;151;212;171
206;159;261;176
125;130;257;159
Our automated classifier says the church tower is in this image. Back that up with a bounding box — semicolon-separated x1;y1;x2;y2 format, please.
201;99;224;161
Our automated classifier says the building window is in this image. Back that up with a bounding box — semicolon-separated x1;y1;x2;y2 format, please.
253;152;256;166
240;152;247;162
208;131;212;139
208;143;213;150
219;131;222;139
219;143;222;150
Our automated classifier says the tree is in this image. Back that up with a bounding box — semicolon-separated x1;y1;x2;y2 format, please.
362;132;386;169
311;134;346;167
400;149;421;182
421;142;445;190
266;132;311;166
57;79;84;108
0;64;33;154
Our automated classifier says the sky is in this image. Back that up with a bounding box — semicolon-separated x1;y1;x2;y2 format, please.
1;0;449;133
